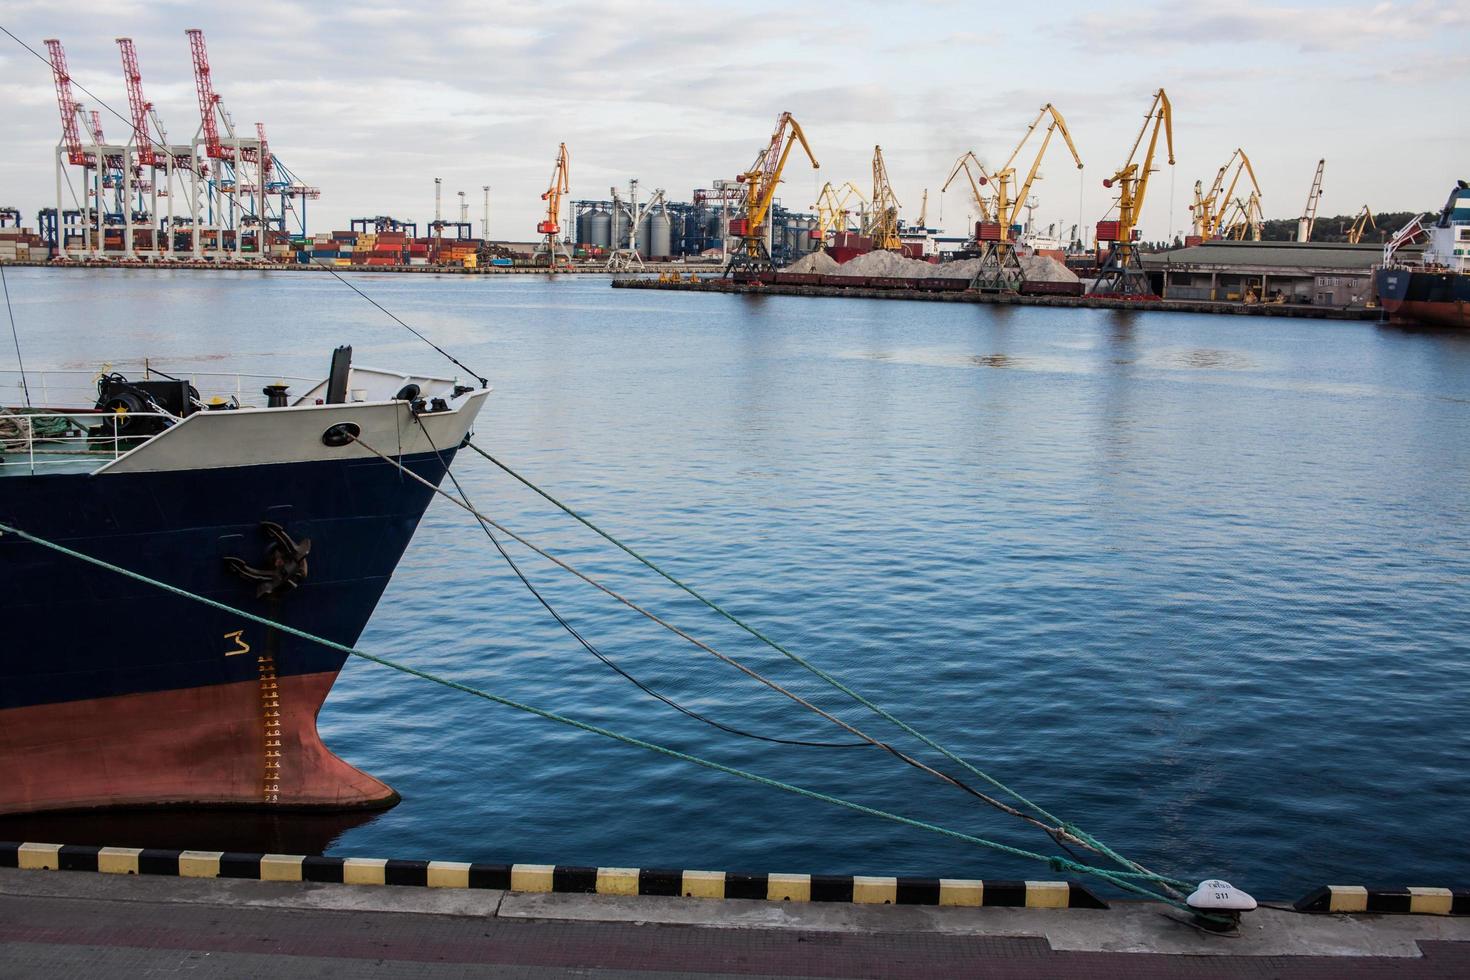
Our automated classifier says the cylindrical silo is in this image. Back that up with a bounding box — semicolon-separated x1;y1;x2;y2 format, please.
635;214;651;256
588;208;611;248
575;208;590;245
609;209;629;250
649;209;672;258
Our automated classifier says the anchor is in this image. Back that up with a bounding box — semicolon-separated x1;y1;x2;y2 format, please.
223;521;312;599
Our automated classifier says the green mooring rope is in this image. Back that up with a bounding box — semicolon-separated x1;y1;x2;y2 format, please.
0;518;1199;908
467;442;1180;890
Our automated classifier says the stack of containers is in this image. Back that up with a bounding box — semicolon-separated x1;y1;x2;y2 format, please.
0;227;48;262
370;230;407;266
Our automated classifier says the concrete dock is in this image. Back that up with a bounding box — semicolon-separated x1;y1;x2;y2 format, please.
4;867;1469;977
611;276;1383;321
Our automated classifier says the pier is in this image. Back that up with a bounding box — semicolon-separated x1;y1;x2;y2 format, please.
612;276;1382;321
4;860;1470;977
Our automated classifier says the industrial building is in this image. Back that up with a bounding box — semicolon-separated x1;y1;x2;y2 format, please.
1143;241;1408;307
572;192;818;264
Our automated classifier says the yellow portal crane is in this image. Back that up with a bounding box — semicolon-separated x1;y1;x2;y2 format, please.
1222;191;1263;241
728;111;818;271
867;145;902;251
1191;148;1261;241
1347;205;1376;244
917;188;928;228
942;150;993;226
973;103;1083;290
812;180;866;247
534;142;571;266
1091;88;1173;297
1298;158;1324;242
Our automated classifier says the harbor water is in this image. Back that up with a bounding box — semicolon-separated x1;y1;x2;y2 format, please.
1;267;1468;897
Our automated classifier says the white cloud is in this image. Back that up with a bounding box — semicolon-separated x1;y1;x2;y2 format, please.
0;0;1465;238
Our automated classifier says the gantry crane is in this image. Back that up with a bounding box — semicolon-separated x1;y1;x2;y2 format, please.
534;142;572;266
726;111;818;273
812;180;866;248
972;104;1083;290
1346;205;1376;244
867;145;902;251
1297;158;1324;242
1090;88;1173;297
1191;148;1260;241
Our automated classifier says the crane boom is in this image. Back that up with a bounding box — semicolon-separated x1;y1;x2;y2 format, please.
1298;158;1324;241
1347;205;1376;244
730;111;818;268
43;39;88;167
1089;89;1174;298
869;145;902;250
942;151;992;222
186;28;228;160
537;142;570;236
992;103;1083;240
114;38;157;167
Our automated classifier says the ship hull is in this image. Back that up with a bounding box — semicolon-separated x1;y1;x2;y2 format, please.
1376;267;1470;329
0;672;393;815
0;440;464;816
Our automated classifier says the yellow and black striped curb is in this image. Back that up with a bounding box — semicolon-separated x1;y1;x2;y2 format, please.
1;841;1107;909
1294;885;1470;916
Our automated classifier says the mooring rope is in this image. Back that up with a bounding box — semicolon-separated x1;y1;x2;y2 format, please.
465;442;1178;893
354;433;1139;859
0;517;1199;908
348;432;1192;894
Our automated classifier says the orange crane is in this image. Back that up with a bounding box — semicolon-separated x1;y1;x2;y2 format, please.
973;103;1083;290
535;142;571;266
727;111;818;272
1091;88;1173;297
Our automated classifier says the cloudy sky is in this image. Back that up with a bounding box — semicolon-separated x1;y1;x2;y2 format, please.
2;0;1466;241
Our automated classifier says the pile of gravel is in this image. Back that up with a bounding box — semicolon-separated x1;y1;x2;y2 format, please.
783;248;1078;284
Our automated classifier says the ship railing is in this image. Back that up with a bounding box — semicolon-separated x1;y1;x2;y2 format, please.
0;368;320;411
0;409;179;476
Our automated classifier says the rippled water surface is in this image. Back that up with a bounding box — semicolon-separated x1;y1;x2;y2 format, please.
4;267;1469;897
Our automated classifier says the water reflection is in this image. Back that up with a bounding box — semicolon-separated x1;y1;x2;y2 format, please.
0;806;383;854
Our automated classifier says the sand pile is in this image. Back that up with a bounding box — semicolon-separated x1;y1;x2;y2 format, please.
934;254;1077;283
832;250;936;278
783;251;840;274
785;249;1078;284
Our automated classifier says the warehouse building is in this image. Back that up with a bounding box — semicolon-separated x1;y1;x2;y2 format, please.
1142;241;1413;308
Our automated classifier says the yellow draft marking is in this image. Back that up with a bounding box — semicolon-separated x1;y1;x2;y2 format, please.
224;630;251;656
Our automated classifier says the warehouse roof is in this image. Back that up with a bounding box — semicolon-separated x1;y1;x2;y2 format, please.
1142;240;1418;272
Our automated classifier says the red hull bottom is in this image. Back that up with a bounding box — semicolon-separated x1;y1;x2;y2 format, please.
0;672;396;816
1383;299;1470;329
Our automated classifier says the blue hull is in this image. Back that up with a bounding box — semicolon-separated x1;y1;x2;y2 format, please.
0;448;454;711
